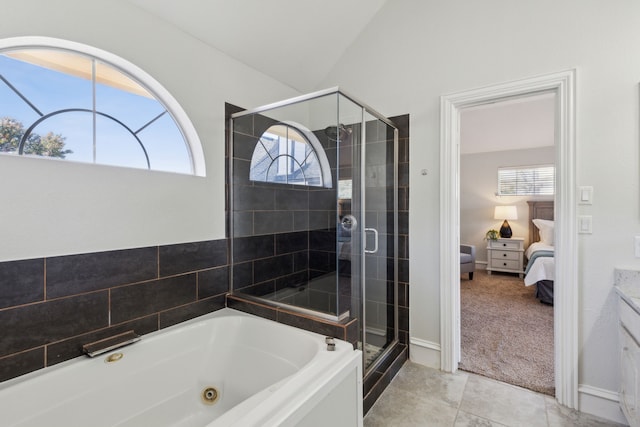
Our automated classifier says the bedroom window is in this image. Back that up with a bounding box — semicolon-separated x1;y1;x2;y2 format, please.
0;37;205;176
497;165;555;196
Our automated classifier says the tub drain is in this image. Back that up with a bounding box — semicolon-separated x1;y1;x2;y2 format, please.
201;386;219;405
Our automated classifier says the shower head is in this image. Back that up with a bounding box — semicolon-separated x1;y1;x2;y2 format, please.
324;124;352;142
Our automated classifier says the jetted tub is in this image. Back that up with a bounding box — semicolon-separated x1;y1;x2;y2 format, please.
0;308;363;427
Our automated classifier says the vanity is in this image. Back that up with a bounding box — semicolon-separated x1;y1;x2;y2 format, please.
615;269;640;427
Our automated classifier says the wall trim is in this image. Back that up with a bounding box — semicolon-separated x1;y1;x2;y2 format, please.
578;385;627;425
440;69;578;408
409;337;441;369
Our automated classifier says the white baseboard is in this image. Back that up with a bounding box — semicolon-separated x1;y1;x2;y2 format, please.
578;384;628;425
409;337;441;369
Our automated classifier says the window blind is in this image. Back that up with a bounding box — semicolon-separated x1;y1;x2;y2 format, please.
498;165;555;196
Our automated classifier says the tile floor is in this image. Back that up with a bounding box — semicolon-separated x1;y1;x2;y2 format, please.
364;361;626;427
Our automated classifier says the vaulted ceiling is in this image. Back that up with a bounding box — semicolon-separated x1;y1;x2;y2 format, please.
125;0;388;93
123;1;555;154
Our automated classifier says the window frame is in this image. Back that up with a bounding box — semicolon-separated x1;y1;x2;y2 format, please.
0;36;205;176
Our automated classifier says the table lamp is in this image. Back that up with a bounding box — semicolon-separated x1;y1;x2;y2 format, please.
494;205;518;238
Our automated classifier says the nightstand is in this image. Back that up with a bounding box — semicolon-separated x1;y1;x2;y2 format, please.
486;237;524;278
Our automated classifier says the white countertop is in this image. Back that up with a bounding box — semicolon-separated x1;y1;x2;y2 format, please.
615;268;640;313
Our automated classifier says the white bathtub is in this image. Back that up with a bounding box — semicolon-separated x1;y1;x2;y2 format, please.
0;308;363;427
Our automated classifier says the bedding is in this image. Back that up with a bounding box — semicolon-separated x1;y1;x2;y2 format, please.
531;219;554;245
525;227;555;304
524;251;554;286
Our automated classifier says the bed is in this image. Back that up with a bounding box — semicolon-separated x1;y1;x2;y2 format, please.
524;200;555;304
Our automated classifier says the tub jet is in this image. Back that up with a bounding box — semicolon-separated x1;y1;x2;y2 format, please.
201;386;219;405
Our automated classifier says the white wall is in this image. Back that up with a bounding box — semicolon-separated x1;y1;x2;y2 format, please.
320;0;640;420
4;0;638;421
460;147;555;264
0;0;299;261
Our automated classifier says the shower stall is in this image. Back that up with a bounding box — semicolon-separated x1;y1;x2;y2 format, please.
230;88;398;372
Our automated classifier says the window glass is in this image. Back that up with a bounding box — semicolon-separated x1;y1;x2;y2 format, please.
0;46;196;174
498;165;555;196
249;123;327;187
338;179;353;199
138;113;191;174
30;112;92;161
96;115;149;169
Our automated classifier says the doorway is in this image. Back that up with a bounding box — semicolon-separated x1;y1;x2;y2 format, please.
458;93;556;394
439;70;578;408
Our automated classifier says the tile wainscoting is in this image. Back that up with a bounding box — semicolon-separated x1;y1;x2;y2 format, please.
0;240;228;382
1;107;410;420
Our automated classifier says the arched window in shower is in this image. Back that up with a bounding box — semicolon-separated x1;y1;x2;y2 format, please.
249;121;332;188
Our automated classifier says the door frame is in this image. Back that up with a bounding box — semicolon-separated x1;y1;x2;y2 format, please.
439;69;578;408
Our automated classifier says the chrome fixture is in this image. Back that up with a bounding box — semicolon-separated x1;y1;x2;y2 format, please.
324;124;352;142
326;337;336;351
82;330;140;358
104;352;124;363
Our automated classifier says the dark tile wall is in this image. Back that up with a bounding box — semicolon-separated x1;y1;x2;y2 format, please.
226;112;410;416
227;103;410;348
229;105;338;301
0;239;228;382
390;114;410;346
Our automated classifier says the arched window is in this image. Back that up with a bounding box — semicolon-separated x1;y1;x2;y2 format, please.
0;37;205;176
249;121;332;188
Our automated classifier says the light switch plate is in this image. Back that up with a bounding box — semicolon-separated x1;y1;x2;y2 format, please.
578;215;592;234
578;186;593;205
634;236;640;258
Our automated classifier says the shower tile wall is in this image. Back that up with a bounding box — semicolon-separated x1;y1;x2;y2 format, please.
227;110;411;415
227;103;409;344
0;240;229;382
230;109;339;314
391;114;409;346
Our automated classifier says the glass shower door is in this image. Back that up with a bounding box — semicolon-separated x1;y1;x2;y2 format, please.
361;112;398;370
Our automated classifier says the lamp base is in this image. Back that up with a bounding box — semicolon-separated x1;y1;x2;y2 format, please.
499;220;512;238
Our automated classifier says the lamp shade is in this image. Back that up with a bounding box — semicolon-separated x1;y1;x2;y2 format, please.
494;205;518;221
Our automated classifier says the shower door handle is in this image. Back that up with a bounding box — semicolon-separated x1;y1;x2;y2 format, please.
364;228;379;254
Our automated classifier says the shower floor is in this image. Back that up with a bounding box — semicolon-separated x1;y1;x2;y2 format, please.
361;328;393;369
260;273;352;320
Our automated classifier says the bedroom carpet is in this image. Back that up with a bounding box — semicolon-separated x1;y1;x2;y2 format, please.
459;269;555;396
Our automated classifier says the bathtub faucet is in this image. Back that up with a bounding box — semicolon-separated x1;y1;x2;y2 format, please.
82;330;141;358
